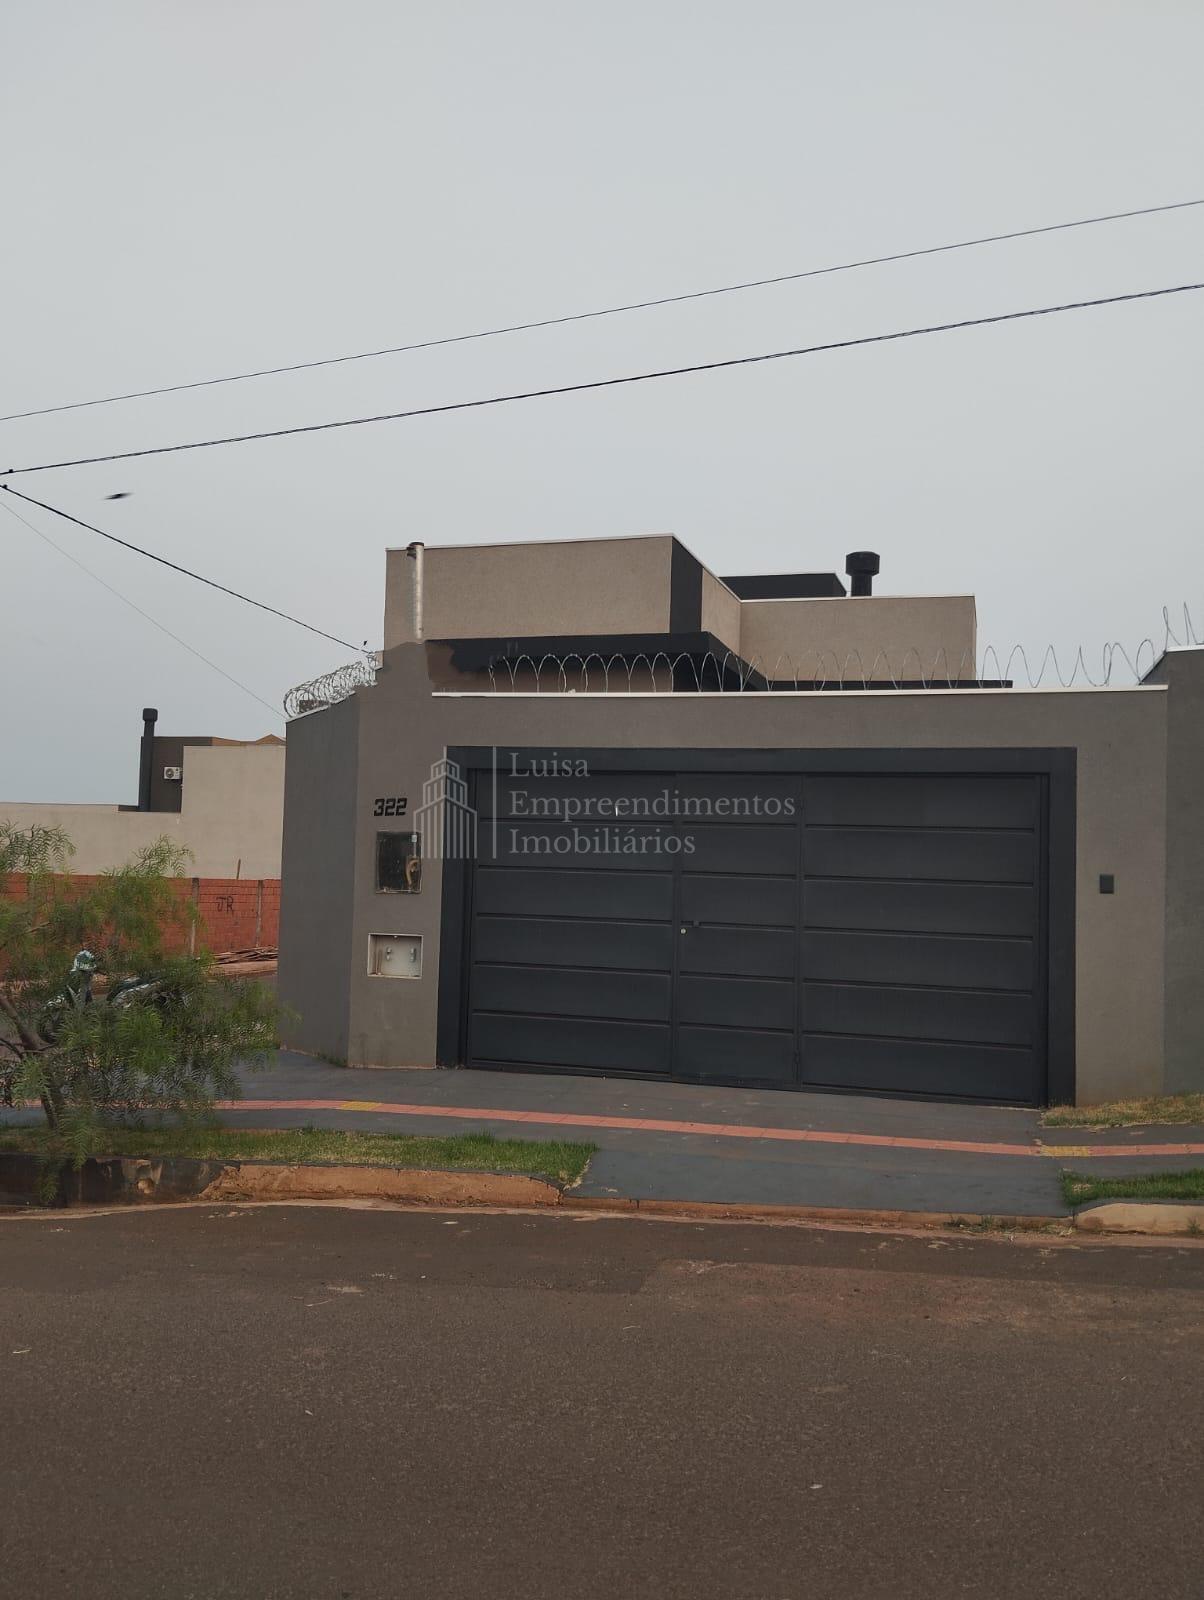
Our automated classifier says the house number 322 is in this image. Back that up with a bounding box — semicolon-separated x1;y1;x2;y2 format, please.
372;796;409;817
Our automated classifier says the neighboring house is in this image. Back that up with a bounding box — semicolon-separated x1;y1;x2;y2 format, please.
279;534;1203;1108
3;710;285;879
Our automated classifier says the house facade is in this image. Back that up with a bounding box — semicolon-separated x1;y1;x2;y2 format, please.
278;535;1203;1107
3;711;285;879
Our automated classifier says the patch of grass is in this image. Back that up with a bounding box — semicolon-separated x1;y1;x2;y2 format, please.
1060;1169;1204;1207
1042;1093;1204;1129
0;1126;594;1185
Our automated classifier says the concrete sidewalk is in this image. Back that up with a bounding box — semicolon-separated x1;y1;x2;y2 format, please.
227;1054;1204;1219
6;1051;1202;1220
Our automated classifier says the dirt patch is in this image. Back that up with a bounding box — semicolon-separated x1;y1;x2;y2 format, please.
198;1162;562;1208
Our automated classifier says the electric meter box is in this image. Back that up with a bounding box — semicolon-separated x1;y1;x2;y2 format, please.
368;934;422;978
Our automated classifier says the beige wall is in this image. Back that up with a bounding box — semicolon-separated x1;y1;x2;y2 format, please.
384;537;676;648
177;744;286;876
383;538;976;687
276;643;1171;1101
700;570;742;654
3;742;285;878
739;595;977;683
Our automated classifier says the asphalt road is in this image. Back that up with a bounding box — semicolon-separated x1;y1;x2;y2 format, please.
2;1207;1202;1600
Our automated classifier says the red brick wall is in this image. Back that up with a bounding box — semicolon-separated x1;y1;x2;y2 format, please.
1;876;279;956
191;879;280;953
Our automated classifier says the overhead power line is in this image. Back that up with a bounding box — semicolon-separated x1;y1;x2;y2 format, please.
0;495;283;720
2;196;1201;425
0;484;364;653
3;280;1201;480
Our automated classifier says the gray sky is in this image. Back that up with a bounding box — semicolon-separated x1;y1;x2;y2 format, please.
3;0;1202;802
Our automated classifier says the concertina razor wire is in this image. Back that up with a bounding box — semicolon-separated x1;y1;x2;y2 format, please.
482;605;1204;694
283;606;1203;712
284;655;378;717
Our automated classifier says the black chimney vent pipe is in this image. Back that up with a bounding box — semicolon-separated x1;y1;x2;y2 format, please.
845;551;880;597
138;707;158;812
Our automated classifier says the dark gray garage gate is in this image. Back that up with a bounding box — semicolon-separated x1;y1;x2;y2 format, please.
439;750;1075;1106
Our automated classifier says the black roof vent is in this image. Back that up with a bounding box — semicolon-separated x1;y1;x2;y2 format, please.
845;551;880;597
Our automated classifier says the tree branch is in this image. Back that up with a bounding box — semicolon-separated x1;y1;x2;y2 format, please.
0;917;51;954
0;990;45;1055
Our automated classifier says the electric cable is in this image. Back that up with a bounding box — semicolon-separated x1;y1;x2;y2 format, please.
0;484;364;653
0;495;284;719
4;279;1201;480
3;196;1201;424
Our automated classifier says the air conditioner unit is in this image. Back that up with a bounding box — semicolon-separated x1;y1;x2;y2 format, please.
163;766;183;781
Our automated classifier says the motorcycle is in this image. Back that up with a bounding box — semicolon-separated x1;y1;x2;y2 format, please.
39;950;182;1041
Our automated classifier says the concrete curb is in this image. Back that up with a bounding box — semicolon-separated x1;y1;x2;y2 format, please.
0;1153;1065;1229
563;1194;1064;1229
0;1152;229;1209
1073;1200;1204;1236
9;1153;1200;1237
0;1153;563;1211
